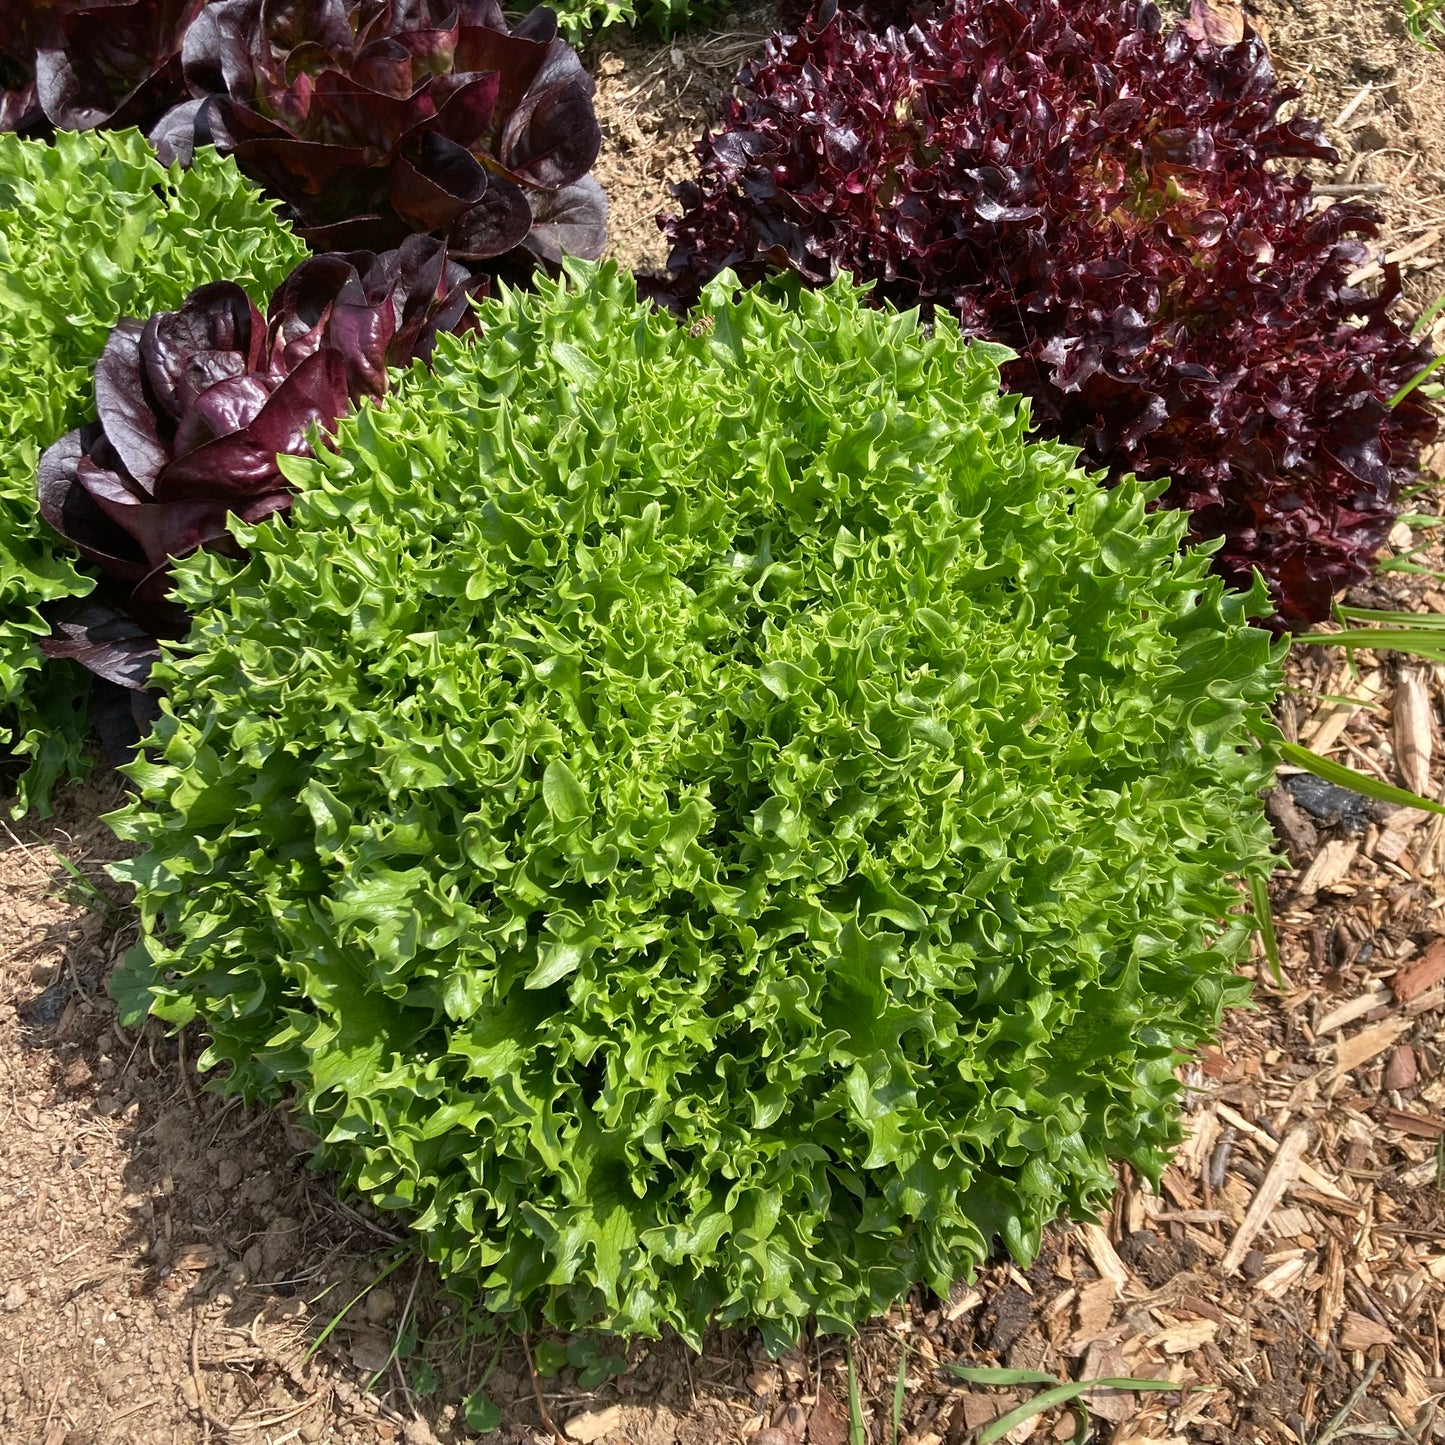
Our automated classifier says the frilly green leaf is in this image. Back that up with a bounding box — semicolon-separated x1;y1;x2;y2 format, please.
109;261;1283;1346
0;128;306;815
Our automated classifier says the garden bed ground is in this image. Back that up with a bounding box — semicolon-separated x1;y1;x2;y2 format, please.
4;2;1445;1442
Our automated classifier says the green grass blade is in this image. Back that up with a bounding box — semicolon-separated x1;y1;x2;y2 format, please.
1412;292;1445;336
46;847;115;914
1375;559;1445;579
1278;741;1445;816
974;1377;1177;1445
891;1345;908;1445
303;1248;410;1366
942;1365;1065;1387
847;1345;867;1445
1391;352;1445;406
1334;605;1445;628
1249;871;1284;987
1293;626;1445;662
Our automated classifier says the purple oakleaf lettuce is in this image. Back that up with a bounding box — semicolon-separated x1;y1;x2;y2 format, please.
151;0;607;268
660;0;1439;626
0;0;204;136
38;235;483;687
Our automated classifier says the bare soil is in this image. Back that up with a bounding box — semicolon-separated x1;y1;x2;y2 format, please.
5;3;1445;1442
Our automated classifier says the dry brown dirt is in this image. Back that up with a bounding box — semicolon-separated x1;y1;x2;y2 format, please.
5;3;1445;1442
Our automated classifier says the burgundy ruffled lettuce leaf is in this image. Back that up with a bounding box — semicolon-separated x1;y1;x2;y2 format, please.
38;236;484;688
150;0;606;269
0;0;203;135
660;0;1439;627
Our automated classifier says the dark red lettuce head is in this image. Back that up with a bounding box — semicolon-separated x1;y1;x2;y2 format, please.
38;235;483;688
660;0;1439;627
775;0;920;34
150;0;606;268
0;0;204;135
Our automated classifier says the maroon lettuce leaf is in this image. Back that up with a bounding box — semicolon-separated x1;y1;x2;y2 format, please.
41;590;177;691
38;236;484;688
1;0;203;135
660;0;1439;627
151;0;606;269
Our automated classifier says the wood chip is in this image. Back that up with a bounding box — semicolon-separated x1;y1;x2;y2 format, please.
1265;788;1319;861
1382;1359;1435;1436
1299;670;1382;753
1392;939;1445;1003
1221;1127;1310;1274
1294;839;1360;896
1077;1222;1134;1298
1317;981;1392;1034
170;1244;224;1272
1255;1255;1310;1299
1214;1103;1356;1204
1382;1045;1418;1094
1292;1184;1363;1216
1267;1207;1312;1239
1328;1017;1412;1082
1182;1226;1227;1261
1338;1312;1396;1351
1393;666;1434;797
1071;1278;1117;1344
1381;1108;1445;1139
1151;1319;1220;1355
1317;1238;1345;1347
1177;1295;1230;1326
945;1285;983;1321
1374;807;1426;862
1405;983;1445;1016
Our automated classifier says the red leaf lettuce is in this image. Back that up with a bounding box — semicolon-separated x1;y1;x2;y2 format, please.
1;0;203;136
151;0;607;267
38;235;482;688
660;0;1439;625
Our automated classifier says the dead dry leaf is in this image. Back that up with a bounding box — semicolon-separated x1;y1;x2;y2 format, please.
564;1405;624;1443
1180;0;1246;45
1080;1340;1136;1424
806;1386;848;1445
956;1393;1021;1431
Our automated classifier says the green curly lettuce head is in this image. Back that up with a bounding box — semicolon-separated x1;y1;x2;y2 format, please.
0;127;307;815
110;263;1283;1348
549;0;720;38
